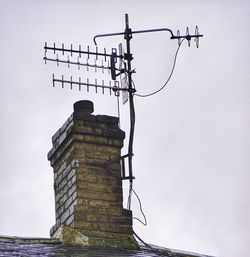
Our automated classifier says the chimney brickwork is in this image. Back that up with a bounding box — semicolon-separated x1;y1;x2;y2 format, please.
48;101;138;249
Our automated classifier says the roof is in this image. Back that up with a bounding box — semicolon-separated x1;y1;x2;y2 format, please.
0;236;215;257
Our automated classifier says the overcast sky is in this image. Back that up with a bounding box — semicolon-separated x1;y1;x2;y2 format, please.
0;1;249;257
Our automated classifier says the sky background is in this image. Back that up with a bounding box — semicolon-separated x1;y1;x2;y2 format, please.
0;1;249;257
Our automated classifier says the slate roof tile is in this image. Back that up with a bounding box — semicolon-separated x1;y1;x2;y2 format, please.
0;236;215;257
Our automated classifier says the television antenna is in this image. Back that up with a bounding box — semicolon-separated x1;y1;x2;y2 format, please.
43;14;203;210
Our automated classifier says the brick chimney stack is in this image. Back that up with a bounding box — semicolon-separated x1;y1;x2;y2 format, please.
47;100;138;249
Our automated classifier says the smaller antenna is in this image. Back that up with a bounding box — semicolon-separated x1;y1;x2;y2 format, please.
77;57;80;70
67;55;70;68
94;59;97;72
86;58;89;71
45;42;48;54
186;27;191;47
102;80;105;94
56;54;59;66
95;78;98;93
101;60;104;73
52;73;55;87
70;76;73;89
194;26;200;48
171;26;203;47
44;42;47;64
78;77;81;90
79;45;81;58
177;30;181;46
96;46;98;60
87;78;89;92
104;48;107;62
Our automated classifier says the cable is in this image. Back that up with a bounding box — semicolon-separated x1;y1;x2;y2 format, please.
116;94;121;128
127;92;136;210
133;230;153;251
127;184;132;210
134;39;184;98
132;188;147;226
133;230;174;257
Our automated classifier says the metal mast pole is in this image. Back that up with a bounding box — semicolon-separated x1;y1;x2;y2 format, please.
124;14;135;210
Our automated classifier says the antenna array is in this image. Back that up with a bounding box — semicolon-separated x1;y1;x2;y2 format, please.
43;14;203;210
52;74;122;96
44;43;126;87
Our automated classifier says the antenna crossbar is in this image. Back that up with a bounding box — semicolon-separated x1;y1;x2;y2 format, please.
52;75;127;94
44;44;123;59
44;56;117;72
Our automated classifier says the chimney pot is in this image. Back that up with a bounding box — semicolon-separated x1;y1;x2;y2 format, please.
73;100;94;115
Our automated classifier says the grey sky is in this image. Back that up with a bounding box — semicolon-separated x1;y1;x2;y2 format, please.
0;1;249;257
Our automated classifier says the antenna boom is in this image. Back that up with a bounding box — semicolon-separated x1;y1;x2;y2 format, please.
44;45;123;59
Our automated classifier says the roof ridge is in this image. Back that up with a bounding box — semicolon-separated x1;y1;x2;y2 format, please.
0;235;61;244
141;243;215;257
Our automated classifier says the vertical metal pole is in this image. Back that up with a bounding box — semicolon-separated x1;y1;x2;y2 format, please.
124;14;135;210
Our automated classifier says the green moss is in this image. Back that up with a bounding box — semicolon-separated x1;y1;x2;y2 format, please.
54;225;139;249
59;226;89;247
